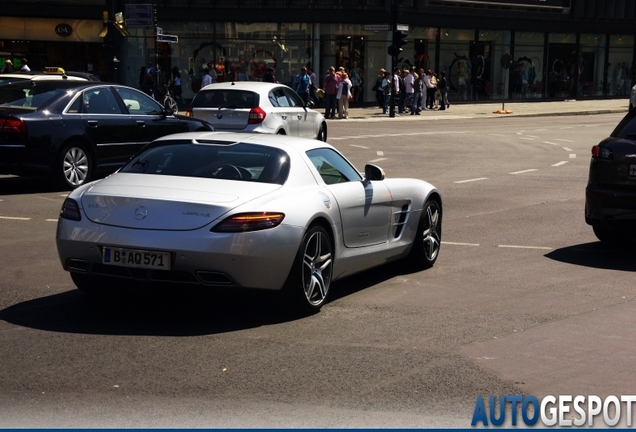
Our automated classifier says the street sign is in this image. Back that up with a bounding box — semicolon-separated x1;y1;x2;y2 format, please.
363;24;390;31
396;24;409;32
157;34;178;44
125;4;153;26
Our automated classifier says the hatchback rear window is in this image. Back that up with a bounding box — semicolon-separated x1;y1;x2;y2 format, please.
121;142;290;184
611;110;636;138
191;90;259;108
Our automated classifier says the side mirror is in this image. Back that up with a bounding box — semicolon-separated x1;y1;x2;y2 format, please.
364;164;385;181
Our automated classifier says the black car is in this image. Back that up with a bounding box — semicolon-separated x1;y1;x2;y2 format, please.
585;110;636;244
0;80;213;189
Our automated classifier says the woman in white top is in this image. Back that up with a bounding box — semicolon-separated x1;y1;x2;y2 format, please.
336;71;352;119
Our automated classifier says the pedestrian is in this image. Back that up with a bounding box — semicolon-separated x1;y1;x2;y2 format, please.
374;68;386;108
20;58;30;72
397;68;407;113
337;71;352;119
349;61;363;103
1;59;14;74
419;68;428;110
381;71;391;114
171;66;184;104
438;71;448;110
308;67;318;106
323;66;340;119
294;66;311;106
263;67;276;83
392;67;402;113
201;68;212;88
404;67;415;113
428;71;438;109
411;70;422;115
207;62;218;83
215;58;226;82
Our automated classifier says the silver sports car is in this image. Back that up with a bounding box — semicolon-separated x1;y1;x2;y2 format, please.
56;132;442;314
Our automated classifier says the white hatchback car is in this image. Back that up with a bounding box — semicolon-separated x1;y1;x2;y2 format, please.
186;81;327;141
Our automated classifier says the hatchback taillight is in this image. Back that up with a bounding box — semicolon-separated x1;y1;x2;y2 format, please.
591;145;612;159
60;198;82;221
0;118;26;134
248;107;267;124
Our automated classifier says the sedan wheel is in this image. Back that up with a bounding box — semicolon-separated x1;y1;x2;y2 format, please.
58;144;92;189
284;225;333;315
407;200;441;269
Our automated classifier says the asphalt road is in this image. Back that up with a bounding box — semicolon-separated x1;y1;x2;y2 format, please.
1;113;635;428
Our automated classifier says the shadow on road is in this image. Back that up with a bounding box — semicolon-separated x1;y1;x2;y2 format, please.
0;175;66;195
545;241;636;272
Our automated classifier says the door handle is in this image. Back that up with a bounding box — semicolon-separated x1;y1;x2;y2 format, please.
297;115;302;120
87;120;98;127
136;121;146;127
281;115;287;120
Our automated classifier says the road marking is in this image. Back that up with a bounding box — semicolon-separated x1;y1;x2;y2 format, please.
519;137;535;141
46;219;57;222
524;135;540;138
369;157;388;163
552;161;569;167
562;147;573;151
377;151;384;156
330;131;473;140
442;241;480;246
559;127;574;129
0;216;31;221
510;169;538;175
534;128;548;131
454;177;488;184
498;244;552;250
554;138;576;142
350;144;369;149
569;153;576;159
543;141;558;146
489;134;506;137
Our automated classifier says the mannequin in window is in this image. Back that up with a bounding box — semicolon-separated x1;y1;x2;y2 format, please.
215;58;226;83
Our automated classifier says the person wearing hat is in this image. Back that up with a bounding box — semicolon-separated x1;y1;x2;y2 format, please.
1;59;14;74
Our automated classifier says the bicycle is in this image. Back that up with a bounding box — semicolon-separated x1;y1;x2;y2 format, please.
161;83;178;114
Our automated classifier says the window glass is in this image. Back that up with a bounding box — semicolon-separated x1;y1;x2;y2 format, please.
114;86;163;115
273;88;290;107
282;87;303;107
191;89;258;108
306;148;362;185
84;88;123;114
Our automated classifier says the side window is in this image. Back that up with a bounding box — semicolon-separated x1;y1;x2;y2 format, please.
114;86;163;115
268;91;279;107
306;148;363;185
66;95;82;114
273;89;290;107
282;87;303;107
84;88;123;115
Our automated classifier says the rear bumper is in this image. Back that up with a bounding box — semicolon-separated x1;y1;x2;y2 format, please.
585;183;636;224
0;145;53;176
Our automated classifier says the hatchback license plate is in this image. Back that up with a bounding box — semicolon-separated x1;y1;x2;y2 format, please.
103;247;171;270
630;164;636;177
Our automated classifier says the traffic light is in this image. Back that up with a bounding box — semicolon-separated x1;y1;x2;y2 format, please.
392;30;408;54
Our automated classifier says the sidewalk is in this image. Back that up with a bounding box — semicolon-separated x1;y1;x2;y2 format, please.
341;98;630;120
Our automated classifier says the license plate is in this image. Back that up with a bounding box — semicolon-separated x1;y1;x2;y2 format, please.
102;247;171;270
630;164;636;177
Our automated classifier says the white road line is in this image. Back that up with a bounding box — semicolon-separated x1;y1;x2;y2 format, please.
350;144;369;149
516;131;525;135
559;127;574;129
569;153;576;159
524;135;540;139
330;131;472;140
489;134;506;137
554;139;576;142
442;241;480;246
519;137;535;141
562;147;573;151
369;157;388;163
552;161;569;167
454;177;489;184
498;245;552;250
534;129;548;131
377;151;384;156
510;169;538;175
46;219;57;222
0;216;31;221
543;141;558;146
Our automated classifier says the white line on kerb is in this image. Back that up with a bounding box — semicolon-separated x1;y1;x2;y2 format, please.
454;177;489;184
498;244;552;250
369;157;388;163
350;144;369;149
552;161;568;167
543;141;558;146
569;153;576;159
442;241;480;246
510;169;538;175
562;147;573;152
0;216;31;221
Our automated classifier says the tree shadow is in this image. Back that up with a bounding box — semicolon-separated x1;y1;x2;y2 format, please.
545;241;636;272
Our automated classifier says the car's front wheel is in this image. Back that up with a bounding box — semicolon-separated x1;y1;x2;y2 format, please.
317;122;327;141
407;199;441;270
284;225;333;315
56;143;93;189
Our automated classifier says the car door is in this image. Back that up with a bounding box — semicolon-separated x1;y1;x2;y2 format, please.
269;87;298;136
306;148;392;248
282;86;315;138
113;86;189;147
79;86;137;170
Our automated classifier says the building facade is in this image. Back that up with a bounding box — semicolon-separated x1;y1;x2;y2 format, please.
1;0;635;104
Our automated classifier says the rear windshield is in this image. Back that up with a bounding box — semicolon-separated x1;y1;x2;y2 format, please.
121;142;290;185
611;110;636;138
0;81;78;109
191;90;259;108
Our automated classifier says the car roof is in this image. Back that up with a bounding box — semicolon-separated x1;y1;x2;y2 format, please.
0;70;99;81
199;81;284;92
152;131;331;154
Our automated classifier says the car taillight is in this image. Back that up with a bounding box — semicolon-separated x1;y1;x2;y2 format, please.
591;145;612;159
211;212;284;233
0;118;26;133
60;198;82;221
248;107;267;124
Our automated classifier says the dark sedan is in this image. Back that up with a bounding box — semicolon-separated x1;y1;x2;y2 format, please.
585;109;636;245
0;80;213;189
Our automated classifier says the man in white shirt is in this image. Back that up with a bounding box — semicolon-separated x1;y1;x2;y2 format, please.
201;68;212;88
20;58;30;72
404;68;415;112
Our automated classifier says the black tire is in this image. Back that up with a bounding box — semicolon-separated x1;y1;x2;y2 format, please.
592;222;636;246
317;122;327;141
407;200;442;270
283;225;333;315
56;143;93;190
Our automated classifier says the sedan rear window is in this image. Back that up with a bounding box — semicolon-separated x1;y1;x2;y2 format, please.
191;90;258;108
121;142;290;184
0;81;78;109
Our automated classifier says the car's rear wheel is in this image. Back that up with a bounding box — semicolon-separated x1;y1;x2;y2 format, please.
56;143;93;189
317;122;327;141
283;225;333;315
592;222;636;246
407;199;441;270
